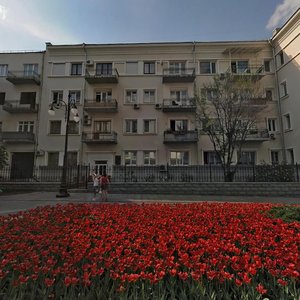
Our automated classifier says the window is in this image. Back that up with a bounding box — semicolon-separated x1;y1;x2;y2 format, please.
18;121;34;133
68;121;79;134
280;81;288;98
200;61;216;74
52;63;65;76
231;61;249;73
265;89;273;100
20;92;36;105
170;151;189;165
271;151;279;165
0;64;8;76
169;62;185;74
70;63;82;75
52;91;63;103
143;90;155;103
96;63;112;75
143;119;156;133
125;90;137;104
96;91;112;102
264;60;271;72
144;62;155;74
49;121;61;134
24;64;38;76
201;88;217;101
204;151;221;165
144;151;156;165
170;119;188;131
170;90;188;103
94;121;111;133
69;90;81;104
126;62;138;74
0;92;5;105
279;51;284;65
67;152;77;167
287;149;294;164
125;119;137;133
124;151;137;165
48;152;59;167
284;114;291;130
268;118;277;132
238;151;256;165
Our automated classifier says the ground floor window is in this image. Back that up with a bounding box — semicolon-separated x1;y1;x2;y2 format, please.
203;151;221;164
271;150;279;165
143;151;156;165
170;151;189;165
48;152;59;167
237;151;256;165
124;151;137;165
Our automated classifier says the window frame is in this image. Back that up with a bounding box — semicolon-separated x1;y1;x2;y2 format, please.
18;121;34;133
69;90;81;104
96;63;113;75
125;119;138;134
49;120;62;135
0;64;8;77
143;119;156;134
144;62;155;74
124;150;137;165
125;90;138;104
143;151;156;165
170;151;189;166
70;63;82;76
199;61;216;74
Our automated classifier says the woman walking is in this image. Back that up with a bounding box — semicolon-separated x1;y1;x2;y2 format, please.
99;172;110;202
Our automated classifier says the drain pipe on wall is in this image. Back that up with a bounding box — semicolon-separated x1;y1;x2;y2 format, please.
269;39;287;162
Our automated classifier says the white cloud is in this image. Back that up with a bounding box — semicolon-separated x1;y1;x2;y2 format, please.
0;4;7;20
266;0;300;30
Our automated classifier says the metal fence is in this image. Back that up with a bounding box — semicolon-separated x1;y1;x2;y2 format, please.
0;164;299;185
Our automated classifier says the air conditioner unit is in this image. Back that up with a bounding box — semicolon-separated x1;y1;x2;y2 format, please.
134;103;140;109
155;103;161;109
270;133;275;140
86;60;94;66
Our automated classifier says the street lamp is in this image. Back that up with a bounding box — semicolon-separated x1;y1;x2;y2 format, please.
48;93;80;197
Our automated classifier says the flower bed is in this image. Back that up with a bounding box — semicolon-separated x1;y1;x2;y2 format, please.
0;203;299;299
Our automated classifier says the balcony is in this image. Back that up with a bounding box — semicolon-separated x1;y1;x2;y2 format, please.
84;99;118;112
228;65;265;81
85;69;119;84
163;130;198;143
163;68;195;83
162;98;196;112
244;129;270;142
0;131;35;143
6;71;40;85
82;131;118;144
2;101;38;113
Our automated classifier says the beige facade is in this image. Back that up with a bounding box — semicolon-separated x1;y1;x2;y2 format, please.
0;8;299;173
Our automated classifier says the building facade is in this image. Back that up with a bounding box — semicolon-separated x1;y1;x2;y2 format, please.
0;9;299;176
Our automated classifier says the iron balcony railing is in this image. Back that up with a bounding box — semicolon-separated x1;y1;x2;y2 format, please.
84;99;118;112
163;130;198;143
2;101;38;113
85;69;119;84
82;131;118;143
162;68;196;83
0;131;35;143
162;98;196;112
245;129;270;141
6;71;40;85
227;64;265;79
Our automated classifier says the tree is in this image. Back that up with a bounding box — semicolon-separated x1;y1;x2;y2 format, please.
0;145;8;169
196;73;267;181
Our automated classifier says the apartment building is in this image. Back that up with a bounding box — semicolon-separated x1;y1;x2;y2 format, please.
0;8;299;177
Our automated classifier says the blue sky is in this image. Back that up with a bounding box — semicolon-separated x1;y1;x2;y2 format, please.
0;0;299;51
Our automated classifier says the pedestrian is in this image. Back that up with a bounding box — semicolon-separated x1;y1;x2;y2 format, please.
91;171;99;200
99;171;109;202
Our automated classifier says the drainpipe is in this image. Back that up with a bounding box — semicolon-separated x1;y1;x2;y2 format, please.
269;39;287;162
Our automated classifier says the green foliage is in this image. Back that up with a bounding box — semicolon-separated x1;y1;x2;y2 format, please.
0;145;8;169
267;205;300;223
255;163;295;182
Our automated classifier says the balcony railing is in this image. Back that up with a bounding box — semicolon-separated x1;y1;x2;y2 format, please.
84;99;118;112
82;131;118;144
228;65;265;80
2;101;38;113
162;98;196;112
162;68;196;83
244;129;270;141
85;69;119;84
163;130;198;143
0;131;35;143
6;71;40;85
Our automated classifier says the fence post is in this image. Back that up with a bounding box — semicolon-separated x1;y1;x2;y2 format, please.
252;164;256;182
209;164;212;182
76;165;80;187
124;164;127;183
296;163;299;182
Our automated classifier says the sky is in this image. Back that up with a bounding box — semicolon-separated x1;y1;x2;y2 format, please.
0;0;299;51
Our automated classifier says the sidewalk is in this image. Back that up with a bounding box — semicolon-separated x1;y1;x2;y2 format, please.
0;191;299;215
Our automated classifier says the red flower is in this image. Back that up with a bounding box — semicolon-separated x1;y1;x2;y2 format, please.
256;283;267;295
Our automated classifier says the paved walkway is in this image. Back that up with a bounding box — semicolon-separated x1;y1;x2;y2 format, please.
0;191;299;215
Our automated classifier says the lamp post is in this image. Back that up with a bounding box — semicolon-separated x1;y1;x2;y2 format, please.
48;93;80;197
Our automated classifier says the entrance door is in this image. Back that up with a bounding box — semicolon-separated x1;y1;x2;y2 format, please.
10;152;34;180
94;160;108;175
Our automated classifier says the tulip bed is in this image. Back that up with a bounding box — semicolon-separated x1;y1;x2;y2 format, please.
0;202;299;299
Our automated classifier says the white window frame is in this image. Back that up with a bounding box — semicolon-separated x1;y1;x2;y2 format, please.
124;151;137;165
0;64;8;76
143;90;155;103
94;120;112;133
125;119;138;134
280;81;288;98
125;90;138;104
143;151;156;165
52;90;64;103
270;150;279;165
24;64;38;76
143;119;156;134
169;62;185;74
96;90;112;102
284;114;292;131
231;60;249;73
144;62;155;74
70;63;82;76
170;151;189;166
199;61;216;74
267;118;277;132
18;121;34;133
49;120;62;135
69;90;81;104
238;151;256;165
